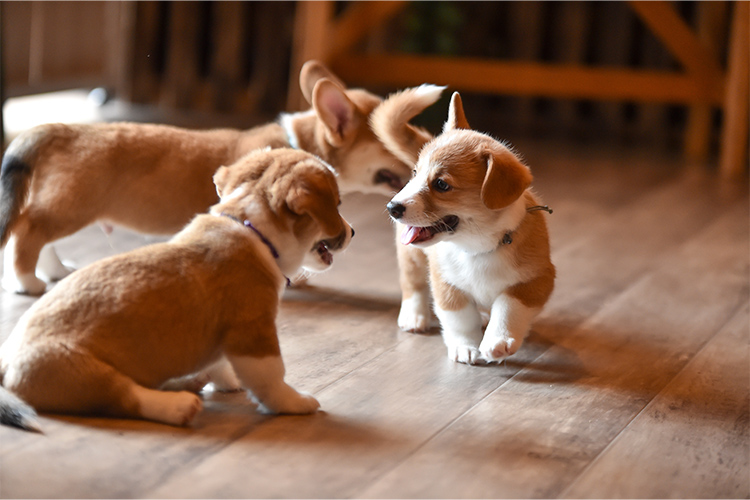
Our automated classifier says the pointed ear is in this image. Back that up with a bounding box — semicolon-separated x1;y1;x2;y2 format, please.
443;92;470;133
299;60;347;105
286;169;344;237
312;78;358;147
213;165;230;197
481;147;533;210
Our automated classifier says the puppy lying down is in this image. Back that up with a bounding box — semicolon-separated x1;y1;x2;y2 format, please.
0;148;353;431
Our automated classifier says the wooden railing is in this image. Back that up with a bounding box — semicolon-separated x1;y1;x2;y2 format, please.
289;1;748;178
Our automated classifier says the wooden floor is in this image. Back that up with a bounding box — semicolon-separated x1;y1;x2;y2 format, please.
0;138;747;498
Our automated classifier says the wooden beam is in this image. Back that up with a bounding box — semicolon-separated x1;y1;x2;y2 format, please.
333;54;725;105
719;1;749;178
684;1;729;163
629;1;724;83
287;1;335;111
329;1;407;60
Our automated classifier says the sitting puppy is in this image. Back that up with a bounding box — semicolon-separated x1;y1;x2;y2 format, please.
0;60;432;295
0;148;353;432
386;93;555;365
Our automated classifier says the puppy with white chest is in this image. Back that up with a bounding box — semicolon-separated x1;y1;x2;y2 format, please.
386;93;555;365
0;60;434;295
0;148;353;432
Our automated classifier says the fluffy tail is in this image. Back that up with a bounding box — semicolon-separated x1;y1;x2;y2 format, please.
0;384;42;433
0;128;45;248
370;84;445;166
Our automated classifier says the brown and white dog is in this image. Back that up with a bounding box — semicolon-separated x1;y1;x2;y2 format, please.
0;61;439;295
0;148;353;431
385;93;555;365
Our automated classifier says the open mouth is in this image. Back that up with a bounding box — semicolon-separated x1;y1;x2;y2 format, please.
400;215;459;245
374;169;406;191
314;240;333;266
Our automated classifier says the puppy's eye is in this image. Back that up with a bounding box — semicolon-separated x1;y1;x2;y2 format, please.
433;178;452;193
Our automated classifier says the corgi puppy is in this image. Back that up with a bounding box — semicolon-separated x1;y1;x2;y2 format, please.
0;148;353;432
386;93;555;365
0;61;432;295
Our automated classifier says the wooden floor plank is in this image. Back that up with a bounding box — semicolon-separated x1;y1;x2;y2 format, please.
561;304;750;499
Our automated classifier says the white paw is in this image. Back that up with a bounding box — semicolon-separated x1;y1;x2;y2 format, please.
37;245;76;281
2;272;47;295
398;294;431;333
264;391;320;415
164;391;203;426
479;337;519;363
447;345;486;365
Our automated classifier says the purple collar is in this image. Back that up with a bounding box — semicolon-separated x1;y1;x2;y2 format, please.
220;212;291;286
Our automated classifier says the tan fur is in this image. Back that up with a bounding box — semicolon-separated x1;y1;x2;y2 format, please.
386;92;555;364
0;148;353;430
1;61;423;295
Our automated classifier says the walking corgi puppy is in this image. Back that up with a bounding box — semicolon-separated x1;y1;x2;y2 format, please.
0;61;429;295
386;93;555;365
0;148;353;431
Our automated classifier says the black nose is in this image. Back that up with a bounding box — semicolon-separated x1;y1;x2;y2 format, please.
387;201;405;219
350;227;355;239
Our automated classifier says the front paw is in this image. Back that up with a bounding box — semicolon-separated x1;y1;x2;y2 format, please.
2;272;47;295
447;345;486;365
398;294;431;333
479;337;519;363
269;391;320;415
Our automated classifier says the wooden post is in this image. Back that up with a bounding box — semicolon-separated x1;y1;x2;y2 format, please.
719;1;749;178
684;1;729;164
287;1;334;111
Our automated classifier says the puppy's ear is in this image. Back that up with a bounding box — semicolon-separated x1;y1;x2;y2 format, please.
481;147;533;210
313;79;358;147
299;60;347;105
443;92;471;133
286;169;344;237
213;165;230;197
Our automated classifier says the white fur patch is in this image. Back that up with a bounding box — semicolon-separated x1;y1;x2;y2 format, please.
279;111;312;151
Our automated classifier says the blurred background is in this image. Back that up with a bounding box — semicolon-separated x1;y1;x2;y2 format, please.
1;1;747;176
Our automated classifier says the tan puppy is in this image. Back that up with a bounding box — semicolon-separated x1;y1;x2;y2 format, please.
0;148;353;431
386;93;555;365
0;60;422;295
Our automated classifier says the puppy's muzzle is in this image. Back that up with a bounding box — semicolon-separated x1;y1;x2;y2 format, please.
324;224;355;251
387;201;406;220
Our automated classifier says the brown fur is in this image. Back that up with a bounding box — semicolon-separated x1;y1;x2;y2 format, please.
0;148;353;431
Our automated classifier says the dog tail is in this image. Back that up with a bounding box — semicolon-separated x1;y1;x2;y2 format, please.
0;126;51;247
370;84;445;166
0;379;42;433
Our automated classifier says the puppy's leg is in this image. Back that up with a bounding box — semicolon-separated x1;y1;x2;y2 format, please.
204;356;242;392
37;245;75;282
7;351;202;426
396;225;431;332
228;354;320;414
479;274;554;362
1;234;47;295
431;270;484;364
129;386;204;426
479;293;539;362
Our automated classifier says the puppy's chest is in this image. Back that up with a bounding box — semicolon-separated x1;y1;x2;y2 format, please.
434;245;521;307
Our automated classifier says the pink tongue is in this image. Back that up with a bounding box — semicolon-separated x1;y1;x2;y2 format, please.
401;225;431;245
